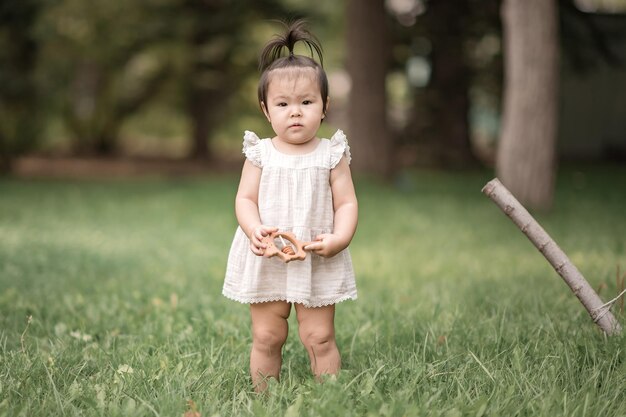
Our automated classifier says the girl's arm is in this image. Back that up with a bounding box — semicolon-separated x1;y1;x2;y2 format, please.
305;157;358;257
235;160;277;256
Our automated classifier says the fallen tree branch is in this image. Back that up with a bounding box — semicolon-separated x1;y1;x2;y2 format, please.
592;288;626;324
482;178;622;336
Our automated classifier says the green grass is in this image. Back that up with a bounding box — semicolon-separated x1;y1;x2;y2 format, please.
1;165;625;417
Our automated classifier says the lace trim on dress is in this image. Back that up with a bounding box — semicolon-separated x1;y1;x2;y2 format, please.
222;291;357;308
242;130;263;167
329;130;351;168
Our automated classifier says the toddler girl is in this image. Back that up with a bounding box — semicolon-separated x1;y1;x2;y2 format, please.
223;20;358;392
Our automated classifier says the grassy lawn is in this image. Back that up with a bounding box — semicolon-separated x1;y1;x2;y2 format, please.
1;165;625;416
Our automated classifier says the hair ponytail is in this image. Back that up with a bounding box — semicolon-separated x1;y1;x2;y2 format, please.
257;20;329;114
259;20;324;71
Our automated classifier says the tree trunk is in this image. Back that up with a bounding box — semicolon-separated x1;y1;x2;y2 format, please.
497;0;559;210
0;0;42;172
0;153;13;174
188;89;214;160
421;0;478;167
346;0;391;176
186;23;224;161
66;62;118;155
94;122;120;155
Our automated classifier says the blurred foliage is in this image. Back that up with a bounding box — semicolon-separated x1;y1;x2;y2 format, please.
0;0;624;171
32;0;327;159
36;0;178;154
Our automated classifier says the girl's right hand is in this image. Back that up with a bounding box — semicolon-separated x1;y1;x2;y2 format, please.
249;225;278;256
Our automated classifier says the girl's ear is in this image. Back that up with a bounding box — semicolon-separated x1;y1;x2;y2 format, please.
322;96;330;119
261;102;271;122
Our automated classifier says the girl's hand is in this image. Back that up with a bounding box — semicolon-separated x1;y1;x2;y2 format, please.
304;233;345;258
249;225;278;256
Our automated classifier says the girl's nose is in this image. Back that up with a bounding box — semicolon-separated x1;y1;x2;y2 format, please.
291;106;301;117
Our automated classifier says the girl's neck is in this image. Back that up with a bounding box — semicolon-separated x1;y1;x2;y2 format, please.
271;136;321;156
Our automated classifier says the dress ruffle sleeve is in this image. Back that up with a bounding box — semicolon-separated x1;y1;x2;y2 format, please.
242;130;263;168
329;130;351;168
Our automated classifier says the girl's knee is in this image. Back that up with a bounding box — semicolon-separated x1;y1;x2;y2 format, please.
253;327;288;353
299;327;336;353
250;301;291;355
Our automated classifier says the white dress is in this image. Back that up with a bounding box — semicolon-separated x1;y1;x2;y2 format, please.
223;130;357;307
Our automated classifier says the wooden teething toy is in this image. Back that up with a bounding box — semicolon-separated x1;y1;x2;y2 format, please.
261;231;311;263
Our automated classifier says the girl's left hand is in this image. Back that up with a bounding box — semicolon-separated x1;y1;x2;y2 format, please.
304;233;344;258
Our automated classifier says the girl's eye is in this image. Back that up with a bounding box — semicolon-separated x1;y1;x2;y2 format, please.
277;102;287;107
303;100;312;105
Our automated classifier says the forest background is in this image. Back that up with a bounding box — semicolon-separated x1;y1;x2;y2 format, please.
2;0;626;209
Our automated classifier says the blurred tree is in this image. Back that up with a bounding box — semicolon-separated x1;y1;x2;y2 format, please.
175;0;290;160
497;0;559;210
0;0;43;172
397;0;500;168
37;0;172;155
346;0;392;175
410;0;476;167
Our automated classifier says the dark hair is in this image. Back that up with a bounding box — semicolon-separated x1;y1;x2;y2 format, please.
257;20;329;114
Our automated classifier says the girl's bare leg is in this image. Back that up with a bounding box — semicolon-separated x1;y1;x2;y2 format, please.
295;303;340;379
249;301;291;392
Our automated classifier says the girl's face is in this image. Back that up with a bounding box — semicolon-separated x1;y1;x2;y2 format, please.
262;68;326;148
